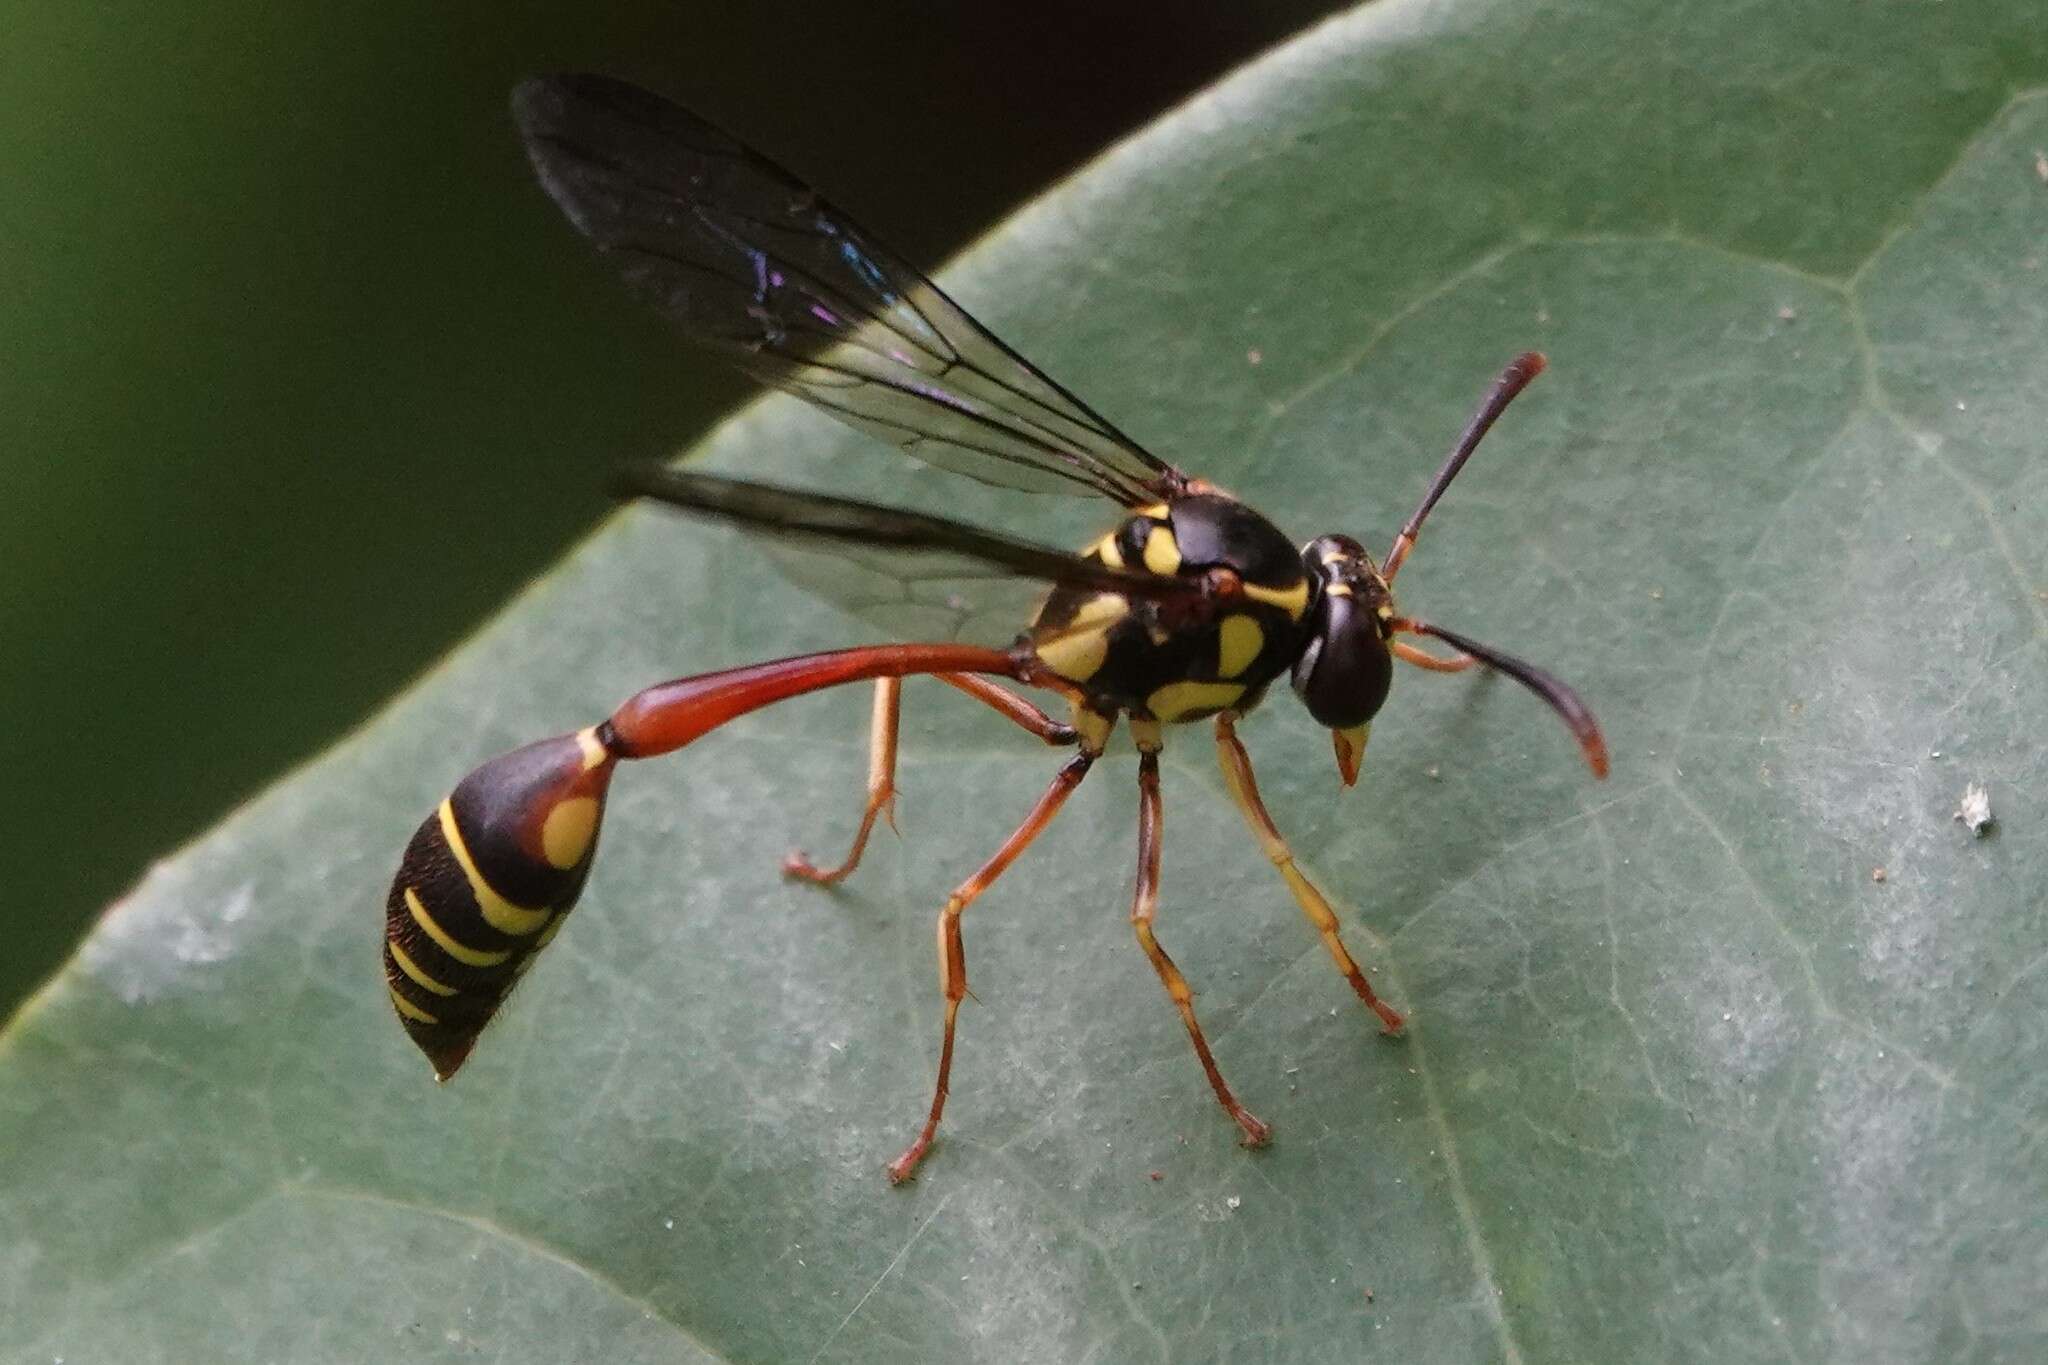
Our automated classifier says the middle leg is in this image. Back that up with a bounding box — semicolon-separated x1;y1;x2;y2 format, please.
1129;748;1271;1147
1214;713;1406;1035
888;749;1096;1183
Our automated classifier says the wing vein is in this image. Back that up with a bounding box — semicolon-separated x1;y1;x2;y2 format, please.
513;73;1187;506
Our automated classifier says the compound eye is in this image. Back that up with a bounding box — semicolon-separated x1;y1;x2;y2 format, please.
1291;585;1392;729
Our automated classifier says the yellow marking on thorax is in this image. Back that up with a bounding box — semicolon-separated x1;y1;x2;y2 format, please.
1036;592;1128;683
1141;525;1182;576
541;796;599;870
388;983;438;1025
388;940;459;997
1242;578;1311;620
1038;631;1108;682
1147;680;1246;722
438;800;552;935
1217;614;1265;678
405;886;514;968
1092;532;1125;570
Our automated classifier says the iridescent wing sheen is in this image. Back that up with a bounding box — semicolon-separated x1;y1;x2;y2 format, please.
513;73;1187;508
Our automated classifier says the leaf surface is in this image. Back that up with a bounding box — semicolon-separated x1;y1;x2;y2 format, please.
5;2;2045;1360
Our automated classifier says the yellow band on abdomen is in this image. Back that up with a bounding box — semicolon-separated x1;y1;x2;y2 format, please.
388;984;438;1024
438;800;553;935
388;939;459;997
405;886;513;968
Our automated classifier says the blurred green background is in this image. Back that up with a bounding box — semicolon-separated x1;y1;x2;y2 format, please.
1;4;1342;1015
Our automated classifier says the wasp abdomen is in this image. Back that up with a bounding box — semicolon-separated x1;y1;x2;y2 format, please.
383;728;617;1079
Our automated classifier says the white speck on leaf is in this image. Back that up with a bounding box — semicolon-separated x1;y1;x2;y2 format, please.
1954;783;1993;836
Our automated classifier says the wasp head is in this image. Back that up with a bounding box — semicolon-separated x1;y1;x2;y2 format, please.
1291;534;1395;786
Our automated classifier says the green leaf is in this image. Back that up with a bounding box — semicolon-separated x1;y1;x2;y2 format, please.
6;3;2045;1360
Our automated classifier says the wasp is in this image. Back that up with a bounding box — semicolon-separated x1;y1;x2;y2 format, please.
382;74;1609;1183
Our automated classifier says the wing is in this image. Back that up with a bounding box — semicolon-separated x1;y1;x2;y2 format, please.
614;465;1200;607
513;73;1187;508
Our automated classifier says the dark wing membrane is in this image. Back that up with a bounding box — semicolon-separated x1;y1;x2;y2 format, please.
514;73;1185;507
765;539;1061;647
614;465;1199;607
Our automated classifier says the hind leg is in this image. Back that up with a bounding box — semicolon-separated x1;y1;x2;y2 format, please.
785;676;1078;884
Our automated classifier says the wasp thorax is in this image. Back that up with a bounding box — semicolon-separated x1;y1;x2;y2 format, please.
1291;534;1394;730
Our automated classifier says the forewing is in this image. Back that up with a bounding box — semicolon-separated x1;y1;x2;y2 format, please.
514;73;1185;507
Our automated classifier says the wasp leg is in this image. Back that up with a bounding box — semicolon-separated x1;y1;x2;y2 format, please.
1392;640;1478;673
785;675;1079;885
1214;714;1406;1035
937;673;1081;745
784;678;903;884
888;750;1096;1184
1131;747;1272;1147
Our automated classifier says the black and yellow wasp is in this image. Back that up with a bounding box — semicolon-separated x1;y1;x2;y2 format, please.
382;74;1609;1183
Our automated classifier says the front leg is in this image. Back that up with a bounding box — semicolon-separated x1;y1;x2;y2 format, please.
1214;713;1406;1035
